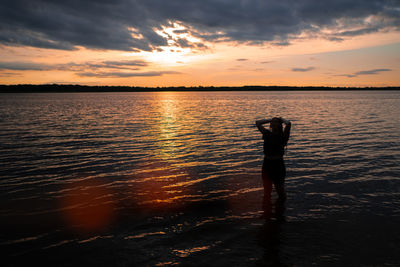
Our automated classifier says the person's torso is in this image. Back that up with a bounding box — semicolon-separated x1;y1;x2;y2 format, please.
263;132;285;158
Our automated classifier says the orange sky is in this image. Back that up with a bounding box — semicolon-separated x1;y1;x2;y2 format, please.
1;24;399;87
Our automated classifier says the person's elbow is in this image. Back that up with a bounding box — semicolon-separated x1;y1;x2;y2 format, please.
255;120;263;126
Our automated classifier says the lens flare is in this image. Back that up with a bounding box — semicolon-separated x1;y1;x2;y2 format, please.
59;179;115;234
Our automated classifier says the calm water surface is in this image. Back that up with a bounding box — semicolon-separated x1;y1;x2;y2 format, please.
1;91;400;266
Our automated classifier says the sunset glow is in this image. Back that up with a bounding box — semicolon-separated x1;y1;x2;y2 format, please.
0;1;399;87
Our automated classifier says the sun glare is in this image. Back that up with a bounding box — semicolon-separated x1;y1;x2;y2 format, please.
130;21;211;67
140;48;192;66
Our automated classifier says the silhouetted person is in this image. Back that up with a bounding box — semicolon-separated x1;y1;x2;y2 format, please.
256;117;291;216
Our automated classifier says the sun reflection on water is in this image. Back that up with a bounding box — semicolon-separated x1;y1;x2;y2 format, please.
157;93;180;161
128;92;203;209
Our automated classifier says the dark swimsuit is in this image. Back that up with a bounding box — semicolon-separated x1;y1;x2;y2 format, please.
262;131;288;184
262;158;286;184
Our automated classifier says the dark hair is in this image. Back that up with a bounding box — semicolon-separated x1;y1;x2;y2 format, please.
270;117;283;135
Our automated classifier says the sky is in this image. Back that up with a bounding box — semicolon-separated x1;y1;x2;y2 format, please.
0;0;399;87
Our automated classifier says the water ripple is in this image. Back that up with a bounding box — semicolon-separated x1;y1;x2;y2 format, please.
1;91;400;265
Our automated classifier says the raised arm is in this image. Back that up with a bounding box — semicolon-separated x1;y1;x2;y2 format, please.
255;118;271;134
281;118;291;145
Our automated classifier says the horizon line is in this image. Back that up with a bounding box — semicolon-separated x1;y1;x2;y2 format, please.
1;84;399;93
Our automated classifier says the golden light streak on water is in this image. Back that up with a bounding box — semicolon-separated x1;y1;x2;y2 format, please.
157;93;180;161
128;158;196;210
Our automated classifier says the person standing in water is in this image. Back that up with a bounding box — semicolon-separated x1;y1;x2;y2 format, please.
256;117;291;211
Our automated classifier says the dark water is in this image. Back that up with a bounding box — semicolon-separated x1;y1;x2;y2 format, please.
1;91;399;266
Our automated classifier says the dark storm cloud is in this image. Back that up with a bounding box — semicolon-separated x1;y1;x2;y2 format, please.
339;68;392;77
174;38;206;50
292;67;315;72
0;0;399;51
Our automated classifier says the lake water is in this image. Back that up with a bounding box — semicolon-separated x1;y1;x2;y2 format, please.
1;91;400;266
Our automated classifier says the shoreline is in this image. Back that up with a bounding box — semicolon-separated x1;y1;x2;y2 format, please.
1;84;399;93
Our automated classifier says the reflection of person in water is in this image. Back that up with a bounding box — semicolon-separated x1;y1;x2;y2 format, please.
256;117;291;213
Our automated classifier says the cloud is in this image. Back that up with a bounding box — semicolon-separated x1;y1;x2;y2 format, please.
83;60;149;71
0;61;53;71
0;60;149;72
339;68;392;77
0;72;21;77
355;68;392;75
76;71;181;78
292;67;315;72
102;60;148;67
236;58;248;61
0;59;182;78
0;1;398;52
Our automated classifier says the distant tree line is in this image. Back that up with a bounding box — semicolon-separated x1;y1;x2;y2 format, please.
0;84;399;93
